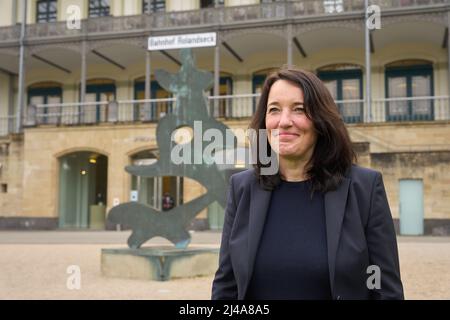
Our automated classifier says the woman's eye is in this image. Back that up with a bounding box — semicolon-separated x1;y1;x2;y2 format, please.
267;107;279;113
294;107;305;113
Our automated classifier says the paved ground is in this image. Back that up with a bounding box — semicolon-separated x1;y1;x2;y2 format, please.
0;231;449;300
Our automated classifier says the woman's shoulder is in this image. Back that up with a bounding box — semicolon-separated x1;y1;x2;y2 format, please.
347;164;382;185
229;168;257;185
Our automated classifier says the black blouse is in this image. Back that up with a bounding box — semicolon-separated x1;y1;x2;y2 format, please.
245;179;332;300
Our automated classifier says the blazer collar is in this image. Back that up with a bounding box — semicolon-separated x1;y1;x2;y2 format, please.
245;181;272;298
324;177;351;297
243;176;351;299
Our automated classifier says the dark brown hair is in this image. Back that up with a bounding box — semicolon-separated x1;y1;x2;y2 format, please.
250;67;356;192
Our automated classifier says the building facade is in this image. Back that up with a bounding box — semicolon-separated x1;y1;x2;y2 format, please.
0;0;450;234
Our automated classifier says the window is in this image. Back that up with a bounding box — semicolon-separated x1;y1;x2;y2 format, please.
323;0;344;13
28;82;62;124
201;0;224;8
385;61;433;121
134;77;172;121
318;66;363;123
209;75;233;118
142;0;166;13
36;0;57;23
130;150;183;211
89;0;110;18
84;79;116;123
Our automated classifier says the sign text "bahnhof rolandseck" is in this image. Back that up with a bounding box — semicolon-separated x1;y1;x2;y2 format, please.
148;32;217;51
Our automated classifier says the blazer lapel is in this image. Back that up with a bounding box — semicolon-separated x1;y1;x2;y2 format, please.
324;177;350;297
243;182;272;298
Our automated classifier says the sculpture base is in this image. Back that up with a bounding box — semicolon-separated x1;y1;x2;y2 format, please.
101;246;219;281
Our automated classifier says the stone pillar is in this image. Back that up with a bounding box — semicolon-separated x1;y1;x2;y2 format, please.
287;24;293;66
80;40;87;103
447;12;450;97
213;33;220;116
364;0;372;122
16;0;27;133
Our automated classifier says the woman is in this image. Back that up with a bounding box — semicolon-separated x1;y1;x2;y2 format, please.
211;68;404;300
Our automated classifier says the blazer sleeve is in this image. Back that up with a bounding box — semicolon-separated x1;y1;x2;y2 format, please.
211;175;238;300
366;172;405;300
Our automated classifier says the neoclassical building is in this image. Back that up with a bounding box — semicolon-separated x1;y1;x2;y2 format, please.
0;0;449;235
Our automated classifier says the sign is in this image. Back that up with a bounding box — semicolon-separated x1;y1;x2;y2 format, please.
130;190;138;202
148;32;217;51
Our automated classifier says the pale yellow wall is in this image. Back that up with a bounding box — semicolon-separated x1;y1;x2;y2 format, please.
0;139;24;217
233;75;252;94
349;122;450;154
15;0;30;24
124;0;139;15
62;84;76;104
111;0;122;16
0;0;14;26
0;73;10;118
167;0;198;11
28;0;37;23
226;0;259;6
116;82;130;101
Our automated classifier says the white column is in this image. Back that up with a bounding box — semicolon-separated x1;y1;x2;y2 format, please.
287;24;293;66
16;0;27;133
213;33;220;116
80;41;87;103
364;0;372;122
145;51;151;100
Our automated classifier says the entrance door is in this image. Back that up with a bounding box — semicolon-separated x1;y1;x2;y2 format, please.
59;152;108;229
399;179;424;235
134;176;183;211
130;150;183;211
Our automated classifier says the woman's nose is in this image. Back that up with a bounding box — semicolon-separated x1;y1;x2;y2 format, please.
278;110;293;128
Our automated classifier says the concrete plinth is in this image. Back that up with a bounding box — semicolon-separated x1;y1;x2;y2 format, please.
101;247;219;281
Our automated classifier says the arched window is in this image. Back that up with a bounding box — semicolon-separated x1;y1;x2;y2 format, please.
209;72;233;118
251;68;278;116
317;64;363;123
134;76;172;121
252;68;276;95
385;59;433;121
86;78;116;102
82;78;116;123
28;81;62;124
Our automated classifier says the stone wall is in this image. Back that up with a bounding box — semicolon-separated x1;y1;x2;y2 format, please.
1;120;449;233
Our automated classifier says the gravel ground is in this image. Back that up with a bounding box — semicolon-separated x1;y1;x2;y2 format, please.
0;236;449;300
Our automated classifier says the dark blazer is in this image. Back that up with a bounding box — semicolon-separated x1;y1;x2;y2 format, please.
211;165;404;300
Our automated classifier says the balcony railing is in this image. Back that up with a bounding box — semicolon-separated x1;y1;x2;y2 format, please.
0;95;448;137
372;95;450;122
23;98;176;127
0;0;447;42
2;95;443;135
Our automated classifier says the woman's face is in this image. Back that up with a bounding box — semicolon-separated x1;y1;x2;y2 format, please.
265;79;317;161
